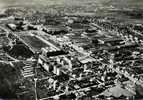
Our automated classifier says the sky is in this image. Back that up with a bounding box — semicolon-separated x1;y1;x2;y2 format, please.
0;0;107;8
0;0;142;9
106;0;143;8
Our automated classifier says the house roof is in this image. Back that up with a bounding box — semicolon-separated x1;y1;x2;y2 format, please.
102;85;135;97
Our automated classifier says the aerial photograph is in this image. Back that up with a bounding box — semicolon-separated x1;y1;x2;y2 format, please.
0;0;143;100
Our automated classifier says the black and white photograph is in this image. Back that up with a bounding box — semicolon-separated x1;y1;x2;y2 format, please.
0;0;143;100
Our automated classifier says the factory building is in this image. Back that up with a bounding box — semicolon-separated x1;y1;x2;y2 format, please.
38;47;71;75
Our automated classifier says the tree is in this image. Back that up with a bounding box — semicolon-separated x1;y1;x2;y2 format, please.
0;63;19;98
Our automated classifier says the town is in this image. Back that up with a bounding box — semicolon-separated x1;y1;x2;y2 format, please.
0;3;143;100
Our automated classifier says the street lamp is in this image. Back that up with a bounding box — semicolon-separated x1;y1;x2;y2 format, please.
34;78;38;100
